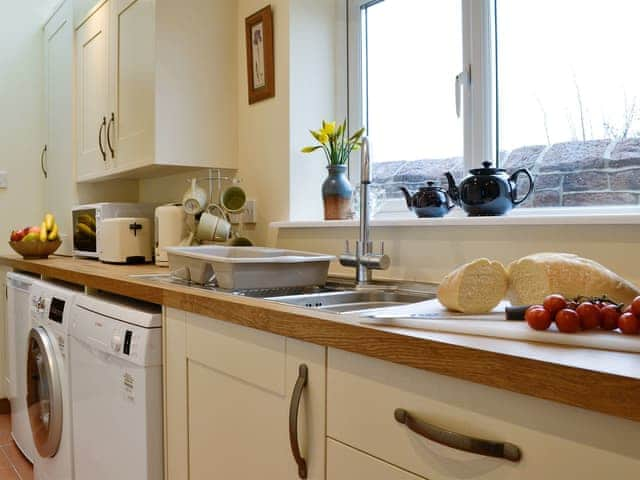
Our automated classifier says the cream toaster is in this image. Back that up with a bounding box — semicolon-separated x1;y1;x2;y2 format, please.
99;218;153;264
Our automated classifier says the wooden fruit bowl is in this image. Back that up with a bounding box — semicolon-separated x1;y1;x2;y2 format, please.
9;240;62;259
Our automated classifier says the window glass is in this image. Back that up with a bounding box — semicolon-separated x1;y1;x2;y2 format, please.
497;0;640;208
362;0;464;198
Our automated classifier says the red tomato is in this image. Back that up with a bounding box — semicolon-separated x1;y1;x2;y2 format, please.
631;296;640;317
575;302;601;330
555;309;580;333
543;294;568;317
618;312;640;335
600;305;621;331
525;306;552;331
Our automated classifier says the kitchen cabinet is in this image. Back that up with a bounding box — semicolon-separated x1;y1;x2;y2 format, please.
164;309;325;480
327;439;424;480
44;0;81;255
327;347;640;480
75;0;238;182
75;0;110;180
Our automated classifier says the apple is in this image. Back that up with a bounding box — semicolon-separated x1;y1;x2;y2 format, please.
22;232;40;242
28;226;41;234
10;230;24;242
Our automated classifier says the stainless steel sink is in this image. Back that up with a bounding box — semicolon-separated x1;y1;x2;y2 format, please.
265;289;434;314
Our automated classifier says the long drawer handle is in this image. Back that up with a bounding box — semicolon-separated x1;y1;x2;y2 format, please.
394;408;522;462
289;364;308;478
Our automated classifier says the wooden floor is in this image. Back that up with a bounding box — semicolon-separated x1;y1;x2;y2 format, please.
0;414;33;480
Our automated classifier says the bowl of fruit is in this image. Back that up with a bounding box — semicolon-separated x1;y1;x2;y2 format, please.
9;214;61;259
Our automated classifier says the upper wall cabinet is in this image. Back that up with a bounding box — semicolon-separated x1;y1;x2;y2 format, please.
75;0;238;182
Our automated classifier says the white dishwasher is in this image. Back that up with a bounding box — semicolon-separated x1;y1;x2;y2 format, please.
69;293;163;480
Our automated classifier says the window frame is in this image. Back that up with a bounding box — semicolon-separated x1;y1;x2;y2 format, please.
346;0;496;176
344;0;640;218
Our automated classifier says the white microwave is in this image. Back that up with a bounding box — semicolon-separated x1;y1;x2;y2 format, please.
72;203;155;258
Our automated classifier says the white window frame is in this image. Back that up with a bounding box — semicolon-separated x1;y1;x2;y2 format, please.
346;0;495;172
342;0;640;219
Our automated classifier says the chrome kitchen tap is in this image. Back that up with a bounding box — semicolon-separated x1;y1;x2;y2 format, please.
339;136;390;286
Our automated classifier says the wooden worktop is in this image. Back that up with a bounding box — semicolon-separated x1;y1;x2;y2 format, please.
2;254;639;423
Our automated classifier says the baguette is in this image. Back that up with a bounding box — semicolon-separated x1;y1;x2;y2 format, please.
507;253;640;306
437;258;508;313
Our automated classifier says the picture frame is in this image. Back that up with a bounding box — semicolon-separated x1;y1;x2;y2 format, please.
245;6;275;104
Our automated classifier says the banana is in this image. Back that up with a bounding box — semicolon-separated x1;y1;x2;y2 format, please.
44;213;55;232
77;214;96;230
48;223;59;241
77;223;96;239
39;222;48;242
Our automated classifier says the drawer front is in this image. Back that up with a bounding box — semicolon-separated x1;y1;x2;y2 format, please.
328;348;640;480
186;313;286;395
327;439;425;480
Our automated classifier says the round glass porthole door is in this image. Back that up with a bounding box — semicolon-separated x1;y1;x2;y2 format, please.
26;326;63;458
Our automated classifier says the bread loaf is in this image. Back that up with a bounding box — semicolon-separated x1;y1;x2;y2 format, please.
437;259;508;313
507;253;640;306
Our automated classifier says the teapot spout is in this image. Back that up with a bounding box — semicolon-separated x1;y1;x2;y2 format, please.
399;187;413;210
444;172;460;206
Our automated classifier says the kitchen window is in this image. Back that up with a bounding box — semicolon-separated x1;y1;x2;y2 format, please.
348;0;640;213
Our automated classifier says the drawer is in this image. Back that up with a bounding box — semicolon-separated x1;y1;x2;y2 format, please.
327;348;640;480
327;438;424;480
186;312;286;395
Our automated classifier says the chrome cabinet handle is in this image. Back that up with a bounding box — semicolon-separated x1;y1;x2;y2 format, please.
40;145;47;179
98;117;106;161
394;408;522;462
289;364;308;478
106;112;115;158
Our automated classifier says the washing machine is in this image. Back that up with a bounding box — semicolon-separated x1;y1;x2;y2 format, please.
27;280;81;480
69;293;163;480
6;271;39;462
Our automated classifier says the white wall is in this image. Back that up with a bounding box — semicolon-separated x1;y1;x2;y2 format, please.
0;0;59;253
274;222;640;286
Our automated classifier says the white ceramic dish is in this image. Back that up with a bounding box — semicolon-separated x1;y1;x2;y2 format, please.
165;246;335;289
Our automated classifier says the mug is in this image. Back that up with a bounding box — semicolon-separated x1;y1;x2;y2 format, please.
220;185;247;213
182;178;208;215
196;205;232;242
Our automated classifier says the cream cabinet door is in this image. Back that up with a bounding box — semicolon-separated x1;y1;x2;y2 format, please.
44;0;74;253
110;0;155;172
327;439;425;480
164;309;326;480
75;0;110;180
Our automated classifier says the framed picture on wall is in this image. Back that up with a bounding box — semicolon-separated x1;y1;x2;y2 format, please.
245;5;275;104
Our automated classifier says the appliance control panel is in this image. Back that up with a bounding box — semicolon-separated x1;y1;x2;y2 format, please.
110;327;136;356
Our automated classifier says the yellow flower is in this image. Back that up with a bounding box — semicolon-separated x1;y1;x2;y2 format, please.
301;146;321;153
319;133;329;144
322;121;337;136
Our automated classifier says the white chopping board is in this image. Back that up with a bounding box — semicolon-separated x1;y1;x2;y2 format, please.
361;299;640;354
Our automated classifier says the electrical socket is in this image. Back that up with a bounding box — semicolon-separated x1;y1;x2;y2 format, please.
242;199;256;224
229;199;257;224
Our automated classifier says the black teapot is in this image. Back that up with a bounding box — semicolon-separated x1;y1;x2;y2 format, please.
445;162;534;216
399;181;456;218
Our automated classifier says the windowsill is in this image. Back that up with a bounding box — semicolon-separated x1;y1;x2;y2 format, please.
271;206;640;229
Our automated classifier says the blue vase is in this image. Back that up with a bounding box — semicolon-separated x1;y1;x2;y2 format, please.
322;165;353;220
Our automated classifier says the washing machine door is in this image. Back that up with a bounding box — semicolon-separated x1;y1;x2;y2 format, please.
26;326;63;458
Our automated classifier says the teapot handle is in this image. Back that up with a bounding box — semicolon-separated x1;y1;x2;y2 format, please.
509;169;534;205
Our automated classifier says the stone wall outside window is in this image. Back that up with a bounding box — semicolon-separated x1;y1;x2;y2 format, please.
372;138;640;208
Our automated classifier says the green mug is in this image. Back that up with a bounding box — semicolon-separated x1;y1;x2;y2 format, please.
220;185;247;213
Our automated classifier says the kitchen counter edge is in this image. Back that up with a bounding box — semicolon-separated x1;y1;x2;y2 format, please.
1;254;638;423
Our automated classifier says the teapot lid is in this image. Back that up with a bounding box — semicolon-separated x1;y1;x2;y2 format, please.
469;161;506;175
420;181;444;191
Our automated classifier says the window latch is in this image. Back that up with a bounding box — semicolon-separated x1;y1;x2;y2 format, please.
455;66;471;118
